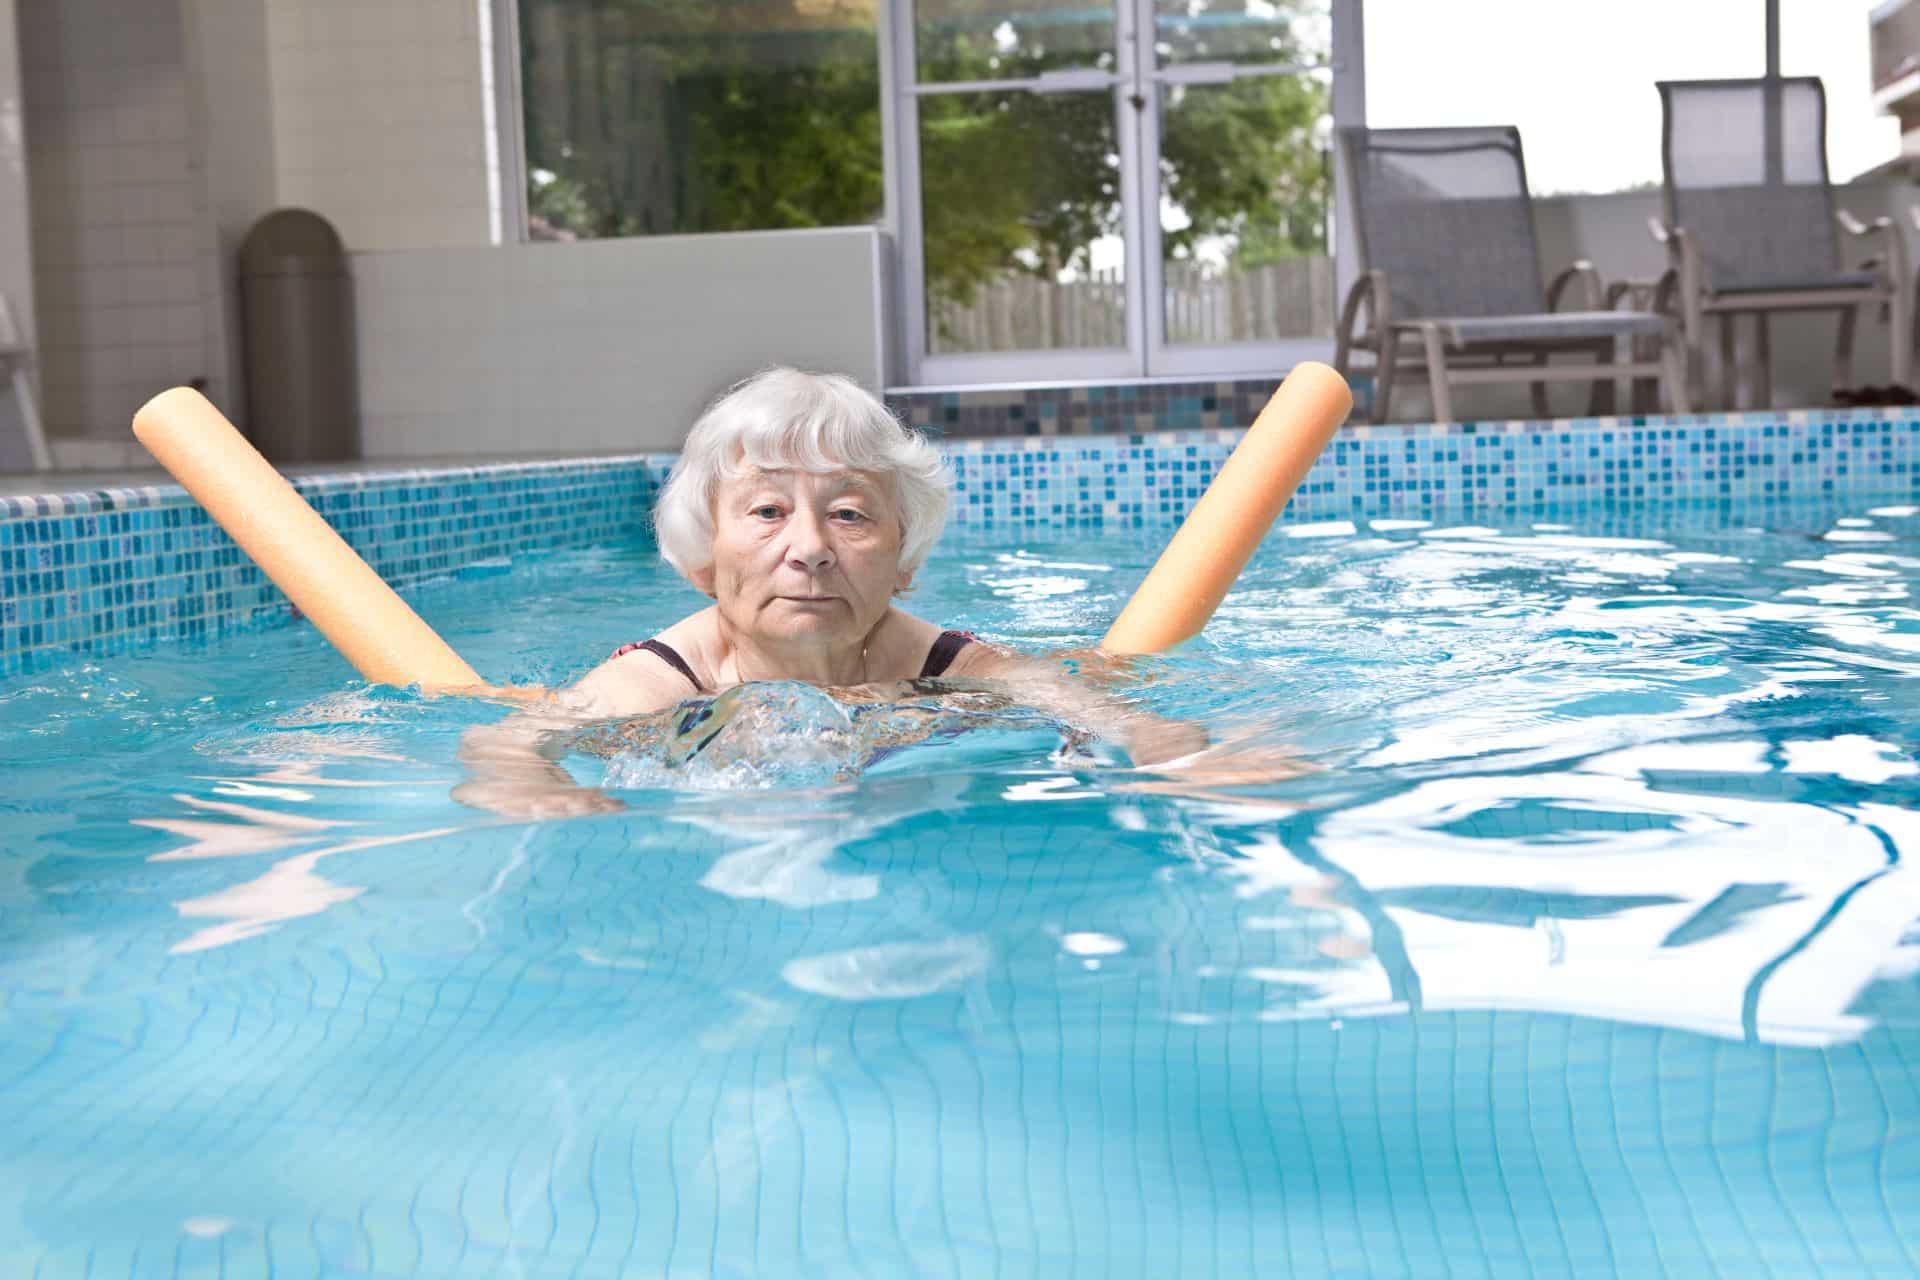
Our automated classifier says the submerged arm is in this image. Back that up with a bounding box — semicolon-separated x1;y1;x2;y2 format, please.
452;653;690;818
950;644;1207;765
952;642;1306;785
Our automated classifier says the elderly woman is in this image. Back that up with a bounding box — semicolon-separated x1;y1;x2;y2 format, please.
457;367;1271;817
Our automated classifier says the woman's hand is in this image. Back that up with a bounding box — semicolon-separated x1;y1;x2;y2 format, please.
454;696;626;820
1123;727;1312;794
450;778;625;820
1121;716;1212;767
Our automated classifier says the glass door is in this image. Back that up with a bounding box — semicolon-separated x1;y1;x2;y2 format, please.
892;0;1341;386
1139;1;1335;376
897;0;1145;384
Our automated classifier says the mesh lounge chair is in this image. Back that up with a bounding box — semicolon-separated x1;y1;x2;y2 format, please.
1334;125;1688;425
1653;77;1911;408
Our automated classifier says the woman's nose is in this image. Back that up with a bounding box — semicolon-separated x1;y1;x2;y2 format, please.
785;511;836;571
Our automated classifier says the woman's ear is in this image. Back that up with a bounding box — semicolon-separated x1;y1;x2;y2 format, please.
893;568;915;597
691;563;718;598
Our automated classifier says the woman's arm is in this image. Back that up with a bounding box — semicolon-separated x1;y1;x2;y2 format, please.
451;653;692;818
947;643;1206;765
951;642;1304;783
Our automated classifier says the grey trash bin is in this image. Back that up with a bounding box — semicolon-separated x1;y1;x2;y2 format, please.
239;209;360;463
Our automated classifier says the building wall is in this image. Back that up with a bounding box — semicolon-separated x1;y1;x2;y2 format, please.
0;0;36;469
353;229;891;457
0;0;32;352
19;0;210;457
263;0;493;252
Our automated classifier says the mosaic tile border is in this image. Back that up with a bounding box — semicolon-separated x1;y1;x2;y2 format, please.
0;455;673;679
3;408;1917;679
940;407;1920;528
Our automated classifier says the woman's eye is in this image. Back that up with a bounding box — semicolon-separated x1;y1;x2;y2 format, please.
751;505;782;519
831;509;867;523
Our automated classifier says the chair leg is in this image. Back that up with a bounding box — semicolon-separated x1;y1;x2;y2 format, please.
1756;312;1773;409
1893;283;1915;389
1530;352;1551;418
1834;303;1858;393
1375;330;1399;424
1590;338;1617;416
1660;335;1691;415
1419;325;1454;424
1717;314;1738;410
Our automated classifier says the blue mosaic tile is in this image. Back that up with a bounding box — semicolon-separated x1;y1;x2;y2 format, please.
939;408;1920;529
3;409;1918;680
0;455;675;680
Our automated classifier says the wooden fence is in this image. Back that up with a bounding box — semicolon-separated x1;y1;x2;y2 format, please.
930;256;1335;352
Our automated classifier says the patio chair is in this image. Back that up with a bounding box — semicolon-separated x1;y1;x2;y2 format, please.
1652;77;1911;409
1333;125;1688;425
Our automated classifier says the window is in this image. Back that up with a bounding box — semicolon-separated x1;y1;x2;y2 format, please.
516;0;885;239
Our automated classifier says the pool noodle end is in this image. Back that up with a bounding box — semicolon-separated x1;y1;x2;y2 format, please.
132;387;489;693
1100;361;1351;655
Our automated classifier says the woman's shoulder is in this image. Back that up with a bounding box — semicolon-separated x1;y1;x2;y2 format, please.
880;610;1015;680
572;609;719;714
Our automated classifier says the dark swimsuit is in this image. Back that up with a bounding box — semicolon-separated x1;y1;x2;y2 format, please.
609;629;975;692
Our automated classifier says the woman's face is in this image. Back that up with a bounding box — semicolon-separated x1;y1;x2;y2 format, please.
693;465;911;649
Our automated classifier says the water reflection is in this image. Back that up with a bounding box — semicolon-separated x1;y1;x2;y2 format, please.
134;726;450;954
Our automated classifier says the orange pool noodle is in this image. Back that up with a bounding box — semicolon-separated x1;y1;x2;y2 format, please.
132;387;486;692
1102;361;1352;655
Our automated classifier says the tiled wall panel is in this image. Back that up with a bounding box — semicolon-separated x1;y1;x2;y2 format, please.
0;456;666;678
265;0;492;250
3;409;1917;678
940;410;1920;527
20;0;213;442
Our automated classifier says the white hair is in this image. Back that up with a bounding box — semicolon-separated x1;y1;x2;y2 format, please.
652;367;952;589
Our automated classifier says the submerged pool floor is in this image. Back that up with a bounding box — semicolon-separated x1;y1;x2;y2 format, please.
3;495;1919;1276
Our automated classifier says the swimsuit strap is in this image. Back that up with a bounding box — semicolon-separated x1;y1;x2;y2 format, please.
614;629;972;688
919;629;976;679
610;638;705;692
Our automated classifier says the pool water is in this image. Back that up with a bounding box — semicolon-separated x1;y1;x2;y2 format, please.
3;496;1919;1277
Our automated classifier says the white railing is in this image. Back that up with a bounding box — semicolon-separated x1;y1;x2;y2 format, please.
929;256;1335;352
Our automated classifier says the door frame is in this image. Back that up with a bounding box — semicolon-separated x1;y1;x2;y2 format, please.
881;0;1367;389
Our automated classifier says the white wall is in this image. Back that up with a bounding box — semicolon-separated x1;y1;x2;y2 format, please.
20;0;210;452
0;0;32;350
0;0;35;469
353;228;891;457
264;0;492;251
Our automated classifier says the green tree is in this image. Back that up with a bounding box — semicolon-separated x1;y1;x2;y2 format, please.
519;0;1330;304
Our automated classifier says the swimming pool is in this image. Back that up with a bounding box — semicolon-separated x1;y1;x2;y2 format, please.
3;475;1918;1275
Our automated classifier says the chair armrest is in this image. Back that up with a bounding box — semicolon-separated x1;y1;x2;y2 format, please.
1604;276;1662;310
1547;260;1604;311
1337;268;1391;342
1836;208;1910;287
1646;220;1706;339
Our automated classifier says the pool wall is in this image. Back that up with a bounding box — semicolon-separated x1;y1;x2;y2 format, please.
0;458;663;678
2;409;1916;678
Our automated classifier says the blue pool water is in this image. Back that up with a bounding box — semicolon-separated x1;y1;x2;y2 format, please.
3;495;1919;1276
